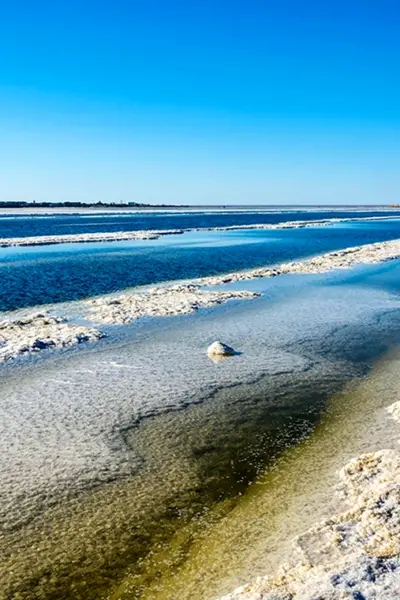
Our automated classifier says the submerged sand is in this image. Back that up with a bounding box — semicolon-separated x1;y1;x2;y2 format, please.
101;345;396;600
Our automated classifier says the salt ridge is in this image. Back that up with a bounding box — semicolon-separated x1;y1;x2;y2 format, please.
219;401;400;600
0;313;103;362
88;285;259;324
0;228;184;247
88;238;400;325
200;238;400;285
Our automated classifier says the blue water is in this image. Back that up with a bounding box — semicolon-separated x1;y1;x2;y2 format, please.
1;216;400;311
1;208;400;238
3;210;400;600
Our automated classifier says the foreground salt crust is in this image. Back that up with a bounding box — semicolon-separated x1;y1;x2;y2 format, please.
88;285;259;324
219;402;400;600
0;313;102;361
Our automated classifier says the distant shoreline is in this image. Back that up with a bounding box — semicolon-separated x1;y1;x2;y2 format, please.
0;201;190;210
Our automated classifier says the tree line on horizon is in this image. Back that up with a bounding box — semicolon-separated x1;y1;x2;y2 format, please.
0;201;188;208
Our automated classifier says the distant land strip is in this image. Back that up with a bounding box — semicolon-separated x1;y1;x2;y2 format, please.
0;201;399;211
0;201;189;209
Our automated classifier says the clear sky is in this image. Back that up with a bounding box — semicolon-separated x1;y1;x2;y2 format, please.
0;0;399;205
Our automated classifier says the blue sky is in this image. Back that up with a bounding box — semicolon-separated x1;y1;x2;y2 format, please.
0;0;399;205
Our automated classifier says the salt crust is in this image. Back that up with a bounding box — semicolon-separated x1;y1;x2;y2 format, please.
87;239;400;325
88;286;259;324
219;402;400;600
200;239;400;286
0;313;103;362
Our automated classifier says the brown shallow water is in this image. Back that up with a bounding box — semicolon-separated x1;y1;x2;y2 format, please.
0;358;343;600
120;348;400;600
3;348;400;600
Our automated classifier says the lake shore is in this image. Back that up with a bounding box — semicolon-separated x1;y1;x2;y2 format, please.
219;397;400;600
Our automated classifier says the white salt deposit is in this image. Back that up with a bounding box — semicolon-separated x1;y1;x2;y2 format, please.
0;312;102;361
207;341;236;357
219;405;400;600
88;285;259;324
209;214;399;232
201;238;400;286
0;228;184;247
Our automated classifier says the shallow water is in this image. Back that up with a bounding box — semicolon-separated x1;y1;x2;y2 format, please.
129;348;400;600
2;261;400;599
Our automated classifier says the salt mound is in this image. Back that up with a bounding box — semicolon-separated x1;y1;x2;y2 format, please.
88;285;259;324
207;341;236;357
0;313;103;362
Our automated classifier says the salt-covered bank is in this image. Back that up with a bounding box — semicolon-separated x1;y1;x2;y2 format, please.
220;401;400;600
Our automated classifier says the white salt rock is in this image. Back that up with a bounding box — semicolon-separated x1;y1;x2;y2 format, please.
207;341;236;357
